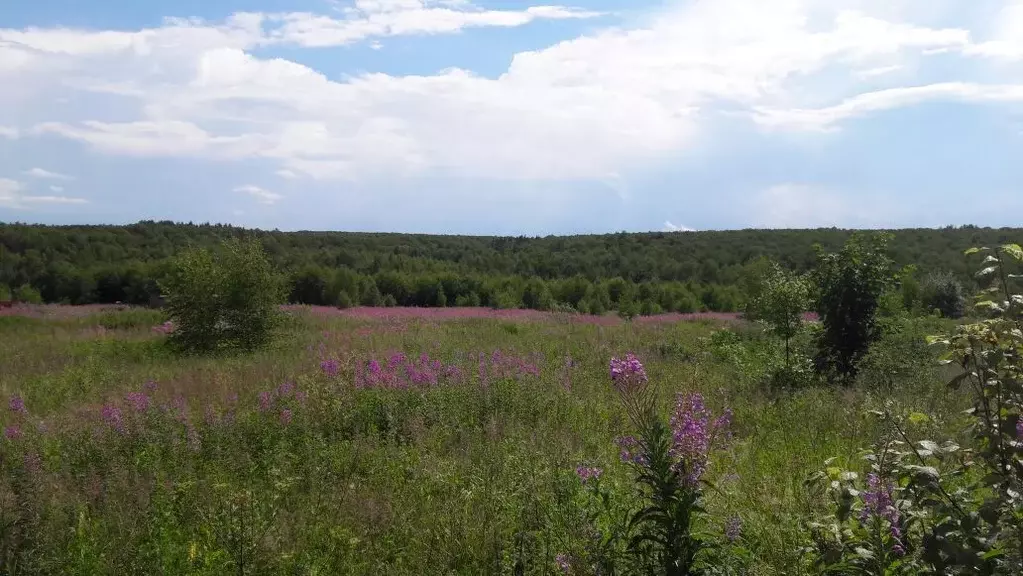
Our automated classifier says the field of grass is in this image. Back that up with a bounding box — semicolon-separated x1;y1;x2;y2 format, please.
0;305;965;575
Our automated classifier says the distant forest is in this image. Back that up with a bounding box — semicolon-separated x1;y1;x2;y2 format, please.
0;221;1019;314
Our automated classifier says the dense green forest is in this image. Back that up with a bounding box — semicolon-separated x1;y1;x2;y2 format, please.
0;221;1019;313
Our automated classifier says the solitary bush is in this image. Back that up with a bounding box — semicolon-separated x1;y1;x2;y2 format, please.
812;233;894;382
13;284;42;304
160;239;285;353
920;270;966;319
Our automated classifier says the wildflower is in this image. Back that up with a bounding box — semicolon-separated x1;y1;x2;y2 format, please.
320;359;339;377
9;393;26;414
280;409;293;426
725;515;742;543
277;381;295;397
575;465;603;484
295;390;308;404
102;404;125;433
861;473;903;548
126;391;150;412
1017;419;1023;440
4;425;22;440
258;391;273;412
555;553;571;574
669;393;731;486
609;353;648;393
143;380;158;393
616;435;645;464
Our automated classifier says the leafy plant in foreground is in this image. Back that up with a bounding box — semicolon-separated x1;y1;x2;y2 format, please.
563;353;735;575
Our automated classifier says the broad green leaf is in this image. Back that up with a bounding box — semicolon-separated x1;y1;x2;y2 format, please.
918;440;940;453
1002;243;1023;261
964;247;990;255
976;266;997;278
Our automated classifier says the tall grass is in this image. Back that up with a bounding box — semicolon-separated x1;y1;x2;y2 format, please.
0;307;964;575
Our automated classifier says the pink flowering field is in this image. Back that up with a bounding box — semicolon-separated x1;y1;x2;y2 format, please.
0;304;952;575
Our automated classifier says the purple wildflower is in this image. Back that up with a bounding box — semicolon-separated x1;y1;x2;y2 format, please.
295;390;308;404
258;391;273;412
1017;419;1023;440
861;473;903;549
277;381;295;397
669;393;731;487
609;353;648;394
321;359;339;377
4;425;22;440
280;409;293;426
555;553;571;574
9;393;26;414
102;404;125;433
126;391;150;412
616;435;645;464
575;465;603;484
725;515;742;543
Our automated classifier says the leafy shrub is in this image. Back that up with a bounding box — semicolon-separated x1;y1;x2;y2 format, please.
336;291;354;309
919;271;966;319
0;284;10;301
807;243;1023;574
160;239;285;353
13;284;42;304
522;277;554;310
750;263;810;369
812;233;894;382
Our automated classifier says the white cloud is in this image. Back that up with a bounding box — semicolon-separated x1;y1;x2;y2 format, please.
0;177;87;208
49;185;64;192
0;126;18;139
24;167;75;180
4;0;1023;187
265;3;601;48
664;221;695;232
235;184;283;205
0;178;23;207
19;195;88;204
750;183;889;229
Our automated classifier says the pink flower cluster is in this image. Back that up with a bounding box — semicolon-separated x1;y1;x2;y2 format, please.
152;321;175;335
669;393;732;486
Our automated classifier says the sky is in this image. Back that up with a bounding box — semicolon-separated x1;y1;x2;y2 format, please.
3;0;1023;234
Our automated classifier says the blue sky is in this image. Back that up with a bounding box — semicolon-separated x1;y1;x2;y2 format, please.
2;0;1023;234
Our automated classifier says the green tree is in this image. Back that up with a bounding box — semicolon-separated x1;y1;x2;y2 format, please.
521;277;553;310
812;232;895;381
160;239;285;353
752;263;810;367
0;284;10;301
920;270;966;319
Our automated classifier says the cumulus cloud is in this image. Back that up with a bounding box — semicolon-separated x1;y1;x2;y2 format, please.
235;184;283;205
0;126;18;139
2;0;1023;189
24;167;74;180
664;221;695;232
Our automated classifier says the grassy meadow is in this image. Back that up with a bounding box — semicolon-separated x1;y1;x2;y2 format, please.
0;305;966;575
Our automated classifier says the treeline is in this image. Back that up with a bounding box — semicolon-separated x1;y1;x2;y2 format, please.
0;221;1019;312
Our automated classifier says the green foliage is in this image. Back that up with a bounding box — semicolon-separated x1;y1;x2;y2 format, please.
813;233;895;382
95;308;166;331
160;239;285;353
750;263;810;368
13;284;42;304
0;284;10;301
920;271;967;319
